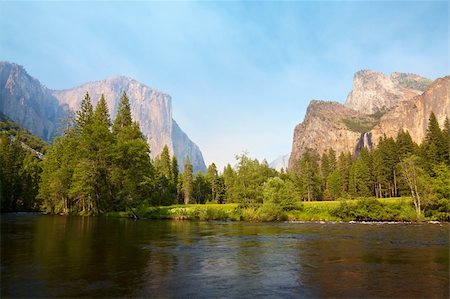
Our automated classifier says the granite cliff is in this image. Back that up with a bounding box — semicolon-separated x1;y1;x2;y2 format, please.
288;70;447;170
345;70;431;114
371;76;450;146
0;62;206;172
0;62;68;140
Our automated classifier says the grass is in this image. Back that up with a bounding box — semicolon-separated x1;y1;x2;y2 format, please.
104;197;446;222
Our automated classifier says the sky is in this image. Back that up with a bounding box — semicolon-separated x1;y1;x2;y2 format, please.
1;1;448;169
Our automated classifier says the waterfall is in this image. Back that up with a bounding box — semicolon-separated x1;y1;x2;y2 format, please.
354;132;373;157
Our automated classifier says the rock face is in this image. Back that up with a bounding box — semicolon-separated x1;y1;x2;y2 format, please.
288;70;447;170
345;70;430;114
288;100;368;168
0;62;68;140
371;76;450;146
0;62;206;173
269;153;290;171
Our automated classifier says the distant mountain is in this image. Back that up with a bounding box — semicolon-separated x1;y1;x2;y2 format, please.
288;70;447;170
345;70;430;114
269;154;290;171
0;62;206;172
371;76;450;145
0;62;68;140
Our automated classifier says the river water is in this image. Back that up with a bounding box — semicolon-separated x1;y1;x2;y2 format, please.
1;213;448;298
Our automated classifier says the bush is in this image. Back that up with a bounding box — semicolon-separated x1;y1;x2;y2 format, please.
330;200;354;221
257;203;288;222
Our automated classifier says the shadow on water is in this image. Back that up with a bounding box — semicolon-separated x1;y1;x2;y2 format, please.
1;214;449;298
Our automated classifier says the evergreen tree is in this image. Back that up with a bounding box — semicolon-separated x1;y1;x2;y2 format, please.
372;136;398;197
112;92;133;135
171;156;179;198
337;152;352;194
69;96;115;214
183;158;193;204
76;92;94;131
111;92;153;210
324;169;342;200
230;153;276;206
422;112;446;168
192;172;210;204
293;150;321;201
396;129;415;158
206;163;219;203
94;94;111;127
39;132;78;214
349;157;372;197
222;163;235;203
442;117;450;166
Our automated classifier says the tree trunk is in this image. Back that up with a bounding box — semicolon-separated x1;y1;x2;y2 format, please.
393;170;397;197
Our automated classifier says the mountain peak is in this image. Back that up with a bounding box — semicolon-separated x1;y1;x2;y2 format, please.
345;69;430;115
0;62;206;172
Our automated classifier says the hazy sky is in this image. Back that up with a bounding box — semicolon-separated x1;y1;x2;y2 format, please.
1;1;448;169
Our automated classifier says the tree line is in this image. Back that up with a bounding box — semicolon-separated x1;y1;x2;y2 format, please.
1;92;449;219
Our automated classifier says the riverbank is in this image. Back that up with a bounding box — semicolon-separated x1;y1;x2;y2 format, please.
105;197;450;222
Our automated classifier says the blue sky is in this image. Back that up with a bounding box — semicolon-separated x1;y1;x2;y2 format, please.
1;1;448;169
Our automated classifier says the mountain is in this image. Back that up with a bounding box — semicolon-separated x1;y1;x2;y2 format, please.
288;100;374;168
288;70;447;170
0;62;68;140
269;153;290;171
345;70;431;114
0;62;206;172
371;76;450;146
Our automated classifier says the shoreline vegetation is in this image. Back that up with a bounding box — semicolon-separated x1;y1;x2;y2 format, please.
104;197;449;222
2;93;449;223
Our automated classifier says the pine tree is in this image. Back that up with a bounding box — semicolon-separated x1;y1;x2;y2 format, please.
423;112;446;168
442;117;450;166
159;145;172;180
206;163;219;203
324;169;342;200
94;94;111;127
338;152;353;194
110;92;153;210
183;157;193;204
171;156;179;198
112;92;133;135
349;157;372;197
222;163;235;202
76;92;94;131
192;172;210;204
295;150;321;201
396;129;415;158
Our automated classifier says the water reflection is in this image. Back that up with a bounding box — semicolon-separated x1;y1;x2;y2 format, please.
1;214;449;298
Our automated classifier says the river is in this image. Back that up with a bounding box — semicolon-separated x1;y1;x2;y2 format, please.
1;213;448;298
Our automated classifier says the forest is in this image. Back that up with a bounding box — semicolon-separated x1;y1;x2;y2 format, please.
1;92;449;221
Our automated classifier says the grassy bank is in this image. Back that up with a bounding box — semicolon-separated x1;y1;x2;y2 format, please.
105;197;450;222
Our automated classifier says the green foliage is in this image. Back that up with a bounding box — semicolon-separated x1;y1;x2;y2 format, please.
349;158;372;197
192;172;210;204
262;177;299;211
292;149;322;201
330;198;418;222
39;93;154;215
0;132;42;211
112;92;133;134
0;113;48;153
342;117;378;133
229;153;276;206
182;158;193;204
76;92;94;131
324;169;342;200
